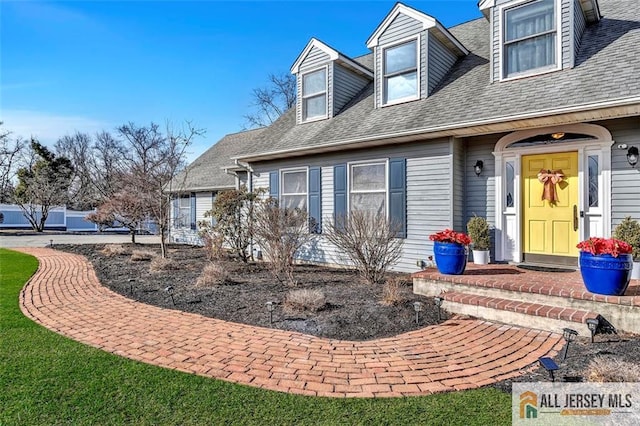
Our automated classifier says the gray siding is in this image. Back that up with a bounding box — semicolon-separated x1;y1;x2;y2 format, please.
375;12;426;108
251;139;453;273
561;0;573;69
452;138;466;232
574;0;587;56
333;63;369;114
606;118;640;227
464;135;498;256
428;34;458;95
296;47;333;124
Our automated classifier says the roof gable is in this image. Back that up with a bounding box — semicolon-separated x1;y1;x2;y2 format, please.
290;38;373;77
366;2;468;56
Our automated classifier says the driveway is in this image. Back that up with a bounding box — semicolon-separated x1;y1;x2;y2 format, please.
0;232;160;248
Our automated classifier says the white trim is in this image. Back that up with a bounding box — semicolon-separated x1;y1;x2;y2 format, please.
290;38;373;77
492;123;614;262
301;65;329;122
381;35;421;107
280;166;309;210
346;159;389;218
499;0;562;81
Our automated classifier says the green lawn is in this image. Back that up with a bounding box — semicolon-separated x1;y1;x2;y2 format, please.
0;248;511;425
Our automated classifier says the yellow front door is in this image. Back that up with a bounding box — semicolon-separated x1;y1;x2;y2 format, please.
522;152;579;260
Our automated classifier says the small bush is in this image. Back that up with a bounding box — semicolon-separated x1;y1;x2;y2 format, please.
585;356;640;382
149;256;180;272
613;216;640;260
130;250;155;261
195;262;230;287
284;289;326;313
101;244;129;256
467;215;491;251
381;277;407;306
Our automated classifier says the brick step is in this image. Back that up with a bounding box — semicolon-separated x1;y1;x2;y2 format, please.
437;290;600;337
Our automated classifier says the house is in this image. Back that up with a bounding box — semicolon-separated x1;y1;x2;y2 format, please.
171;0;640;272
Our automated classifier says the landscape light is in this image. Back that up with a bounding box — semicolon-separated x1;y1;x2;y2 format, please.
561;328;578;361
586;318;599;343
266;301;275;324
413;301;422;324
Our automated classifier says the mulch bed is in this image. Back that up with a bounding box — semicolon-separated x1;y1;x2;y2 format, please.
56;243;640;393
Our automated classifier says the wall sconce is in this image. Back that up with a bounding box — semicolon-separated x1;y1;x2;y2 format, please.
474;160;484;176
627;146;639;168
551;132;565;140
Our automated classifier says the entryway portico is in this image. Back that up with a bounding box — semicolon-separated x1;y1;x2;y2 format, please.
493;123;614;264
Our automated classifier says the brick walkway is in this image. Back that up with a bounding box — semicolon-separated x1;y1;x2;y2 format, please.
18;248;564;398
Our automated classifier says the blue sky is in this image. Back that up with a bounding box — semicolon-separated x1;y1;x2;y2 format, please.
1;0;482;162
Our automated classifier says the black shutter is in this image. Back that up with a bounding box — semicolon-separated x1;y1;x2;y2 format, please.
388;158;406;238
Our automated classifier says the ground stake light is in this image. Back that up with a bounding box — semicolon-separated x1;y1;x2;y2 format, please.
413;301;422;325
49;239;54;248
561;328;578;361
434;296;444;322
586;318;599;343
128;278;136;294
164;285;175;306
266;301;275;324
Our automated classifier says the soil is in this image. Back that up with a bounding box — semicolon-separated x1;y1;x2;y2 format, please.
56;243;640;393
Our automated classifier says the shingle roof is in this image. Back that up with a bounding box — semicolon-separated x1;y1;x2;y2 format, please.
170;127;266;192
237;0;640;161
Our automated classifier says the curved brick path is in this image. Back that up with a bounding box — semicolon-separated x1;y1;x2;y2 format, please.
18;248;564;398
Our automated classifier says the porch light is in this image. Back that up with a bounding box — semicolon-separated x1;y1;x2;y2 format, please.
413;301;422;324
266;301;275;324
474;160;484;176
561;328;578;361
434;296;444;322
627;146;639;168
551;132;565;140
586;318;600;343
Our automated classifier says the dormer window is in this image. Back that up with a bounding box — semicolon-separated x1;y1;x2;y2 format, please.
503;0;558;78
383;39;418;104
302;68;327;121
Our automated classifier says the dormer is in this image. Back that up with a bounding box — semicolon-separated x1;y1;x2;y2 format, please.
479;0;601;82
290;38;373;124
366;3;468;108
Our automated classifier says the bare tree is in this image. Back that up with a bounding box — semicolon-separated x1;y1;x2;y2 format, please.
55;132;97;210
0;123;25;203
243;73;296;128
86;191;147;242
14;139;74;232
324;211;404;285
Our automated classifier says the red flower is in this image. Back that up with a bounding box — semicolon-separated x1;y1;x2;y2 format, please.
576;237;633;258
429;229;472;246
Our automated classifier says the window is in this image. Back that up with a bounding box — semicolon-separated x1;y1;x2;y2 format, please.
176;195;190;228
302;68;327;120
505;161;515;208
588;155;599;208
281;169;308;210
383;40;418;104
503;0;556;78
349;162;386;216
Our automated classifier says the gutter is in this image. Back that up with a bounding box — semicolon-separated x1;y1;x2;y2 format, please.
234;96;640;162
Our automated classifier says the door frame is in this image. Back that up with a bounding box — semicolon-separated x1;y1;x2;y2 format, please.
493;123;614;263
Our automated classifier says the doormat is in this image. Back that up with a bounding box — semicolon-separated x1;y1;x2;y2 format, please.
517;264;577;273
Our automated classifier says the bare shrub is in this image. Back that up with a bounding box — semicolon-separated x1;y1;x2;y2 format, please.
284;289;326;313
253;200;314;286
381;276;407;306
198;215;225;261
149;256;180;272
585;356;640;382
324;211;404;285
195;262;230;287
130;250;155;261
101;244;129;257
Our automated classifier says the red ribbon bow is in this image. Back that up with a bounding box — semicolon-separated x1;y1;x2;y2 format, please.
537;169;564;203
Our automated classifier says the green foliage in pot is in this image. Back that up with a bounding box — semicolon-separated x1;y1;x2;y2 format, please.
467;215;491;251
613;216;640;260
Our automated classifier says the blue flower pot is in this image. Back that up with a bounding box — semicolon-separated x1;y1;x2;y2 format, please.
434;241;467;275
579;252;633;296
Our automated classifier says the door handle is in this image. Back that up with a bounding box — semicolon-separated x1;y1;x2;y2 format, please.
573;205;579;231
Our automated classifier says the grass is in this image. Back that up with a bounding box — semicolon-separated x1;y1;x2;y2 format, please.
0;248;511;425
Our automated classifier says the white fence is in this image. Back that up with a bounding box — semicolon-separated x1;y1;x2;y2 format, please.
0;204;157;233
